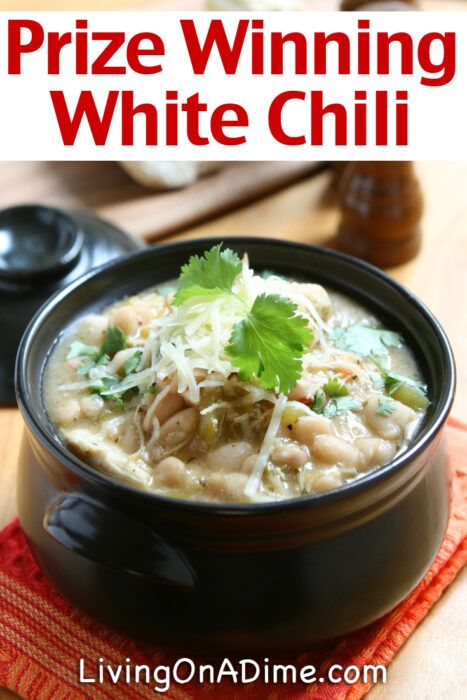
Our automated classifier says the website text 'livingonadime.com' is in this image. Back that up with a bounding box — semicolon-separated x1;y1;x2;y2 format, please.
78;657;387;693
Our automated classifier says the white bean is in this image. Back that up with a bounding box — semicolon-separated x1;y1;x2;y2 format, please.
109;307;139;337
79;314;108;346
56;398;81;425
131;302;154;323
364;395;417;441
153;457;187;488
153;392;186;425
292;414;334;448
119;423;139;454
271;442;309;469
80;395;104;419
206;442;255;472
205;473;249;501
110;349;133;373
312;468;344;493
355;437;397;470
296;282;332;320
241;453;259;474
312;435;360;467
158;407;199;449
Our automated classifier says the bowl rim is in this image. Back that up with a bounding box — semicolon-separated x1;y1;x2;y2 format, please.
15;236;456;515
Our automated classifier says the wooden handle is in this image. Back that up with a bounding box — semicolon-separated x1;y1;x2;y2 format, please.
101;162;325;242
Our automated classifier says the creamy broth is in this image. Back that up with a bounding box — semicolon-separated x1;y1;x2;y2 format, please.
44;253;428;503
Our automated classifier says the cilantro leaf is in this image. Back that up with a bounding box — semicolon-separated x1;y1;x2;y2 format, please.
377;396;397;416
324;396;363;418
72;328;126;377
78;353;110;378
173;285;227;307
89;376;121;395
123;351;142;376
323;377;349;397
226;294;312;394
67;328;126;365
88;376;130;410
370;372;386;390
66;341;99;360
311;388;326;414
383;370;425;395
77;357;97;376
175;245;242;304
101;327;126;355
383;370;429;410
372;358;429;410
332;324;402;358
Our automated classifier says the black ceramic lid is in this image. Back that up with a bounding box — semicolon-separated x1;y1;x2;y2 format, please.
0;204;142;404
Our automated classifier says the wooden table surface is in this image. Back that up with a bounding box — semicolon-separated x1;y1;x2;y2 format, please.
0;1;466;699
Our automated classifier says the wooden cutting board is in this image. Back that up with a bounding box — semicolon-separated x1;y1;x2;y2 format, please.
0;161;324;243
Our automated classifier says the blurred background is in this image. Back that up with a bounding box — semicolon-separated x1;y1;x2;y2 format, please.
0;0;461;9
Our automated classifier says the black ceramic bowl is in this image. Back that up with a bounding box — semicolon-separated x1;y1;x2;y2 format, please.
15;238;456;653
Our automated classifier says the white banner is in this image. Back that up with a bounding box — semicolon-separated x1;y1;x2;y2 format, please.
0;11;465;160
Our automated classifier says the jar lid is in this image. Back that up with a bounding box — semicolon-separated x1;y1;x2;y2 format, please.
0;205;142;404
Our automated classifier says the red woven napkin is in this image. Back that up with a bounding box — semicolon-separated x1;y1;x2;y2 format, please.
1;419;466;700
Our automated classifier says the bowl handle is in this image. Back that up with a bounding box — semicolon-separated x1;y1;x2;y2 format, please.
43;493;197;591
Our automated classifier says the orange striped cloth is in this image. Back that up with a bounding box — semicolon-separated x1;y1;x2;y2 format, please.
0;419;466;700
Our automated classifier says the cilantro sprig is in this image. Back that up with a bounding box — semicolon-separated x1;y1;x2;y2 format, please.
310;388;326;414
123;350;142;376
324;396;362;418
372;358;429;410
332;324;402;358
226;294;311;394
173;245;312;394
100;327;126;355
173;245;242;306
332;324;429;412
306;379;361;418
322;377;349;398
377;396;397;416
66;341;99;360
67;326;133;409
67;327;126;366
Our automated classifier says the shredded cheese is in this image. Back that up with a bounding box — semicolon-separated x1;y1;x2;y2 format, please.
141;266;329;407
244;393;288;498
147;291;246;403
